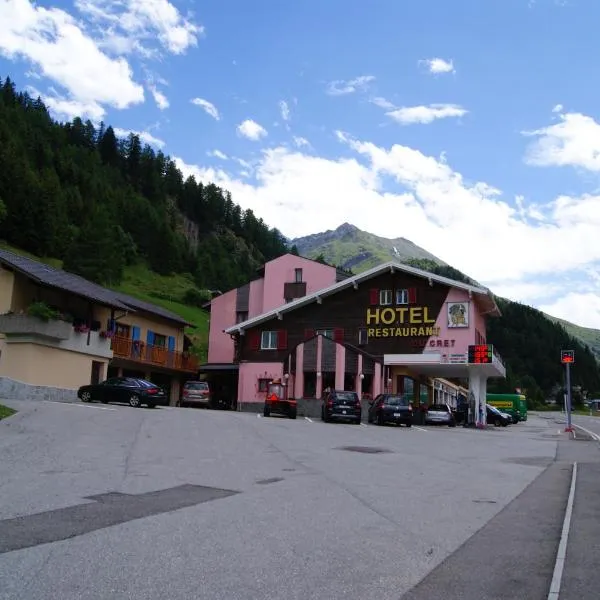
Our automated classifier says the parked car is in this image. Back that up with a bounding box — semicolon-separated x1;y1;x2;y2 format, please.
487;404;511;427
321;390;362;424
368;394;413;427
180;380;211;408
78;377;165;408
425;404;456;427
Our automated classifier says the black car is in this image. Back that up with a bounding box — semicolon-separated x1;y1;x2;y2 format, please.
487;404;510;427
78;377;165;408
368;394;413;427
321;390;362;424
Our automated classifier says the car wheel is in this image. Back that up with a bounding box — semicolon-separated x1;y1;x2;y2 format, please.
80;391;91;402
264;405;271;417
147;402;155;409
377;413;384;426
405;421;412;428
289;407;297;419
129;394;141;408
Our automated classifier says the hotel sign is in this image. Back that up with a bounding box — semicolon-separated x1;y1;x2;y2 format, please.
365;306;440;338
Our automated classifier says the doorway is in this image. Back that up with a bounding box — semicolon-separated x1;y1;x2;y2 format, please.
91;361;103;385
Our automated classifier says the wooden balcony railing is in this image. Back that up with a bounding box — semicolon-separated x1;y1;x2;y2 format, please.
111;336;198;373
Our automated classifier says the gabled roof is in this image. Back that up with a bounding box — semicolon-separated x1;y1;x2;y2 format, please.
0;249;191;326
225;260;501;334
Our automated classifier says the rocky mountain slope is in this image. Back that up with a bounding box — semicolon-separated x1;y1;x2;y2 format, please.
291;223;445;272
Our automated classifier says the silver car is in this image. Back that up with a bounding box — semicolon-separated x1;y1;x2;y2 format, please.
425;404;456;427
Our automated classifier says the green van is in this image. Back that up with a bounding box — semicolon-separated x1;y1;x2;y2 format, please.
486;393;528;423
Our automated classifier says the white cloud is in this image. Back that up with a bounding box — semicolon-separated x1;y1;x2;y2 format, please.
237;119;267;141
539;292;600;329
552;103;563;113
326;75;375;96
190;97;220;120
420;58;455;74
172;131;600;329
74;0;202;56
149;85;169;110
386;104;468;125
370;96;396;110
293;136;311;148
43;94;105;121
209;149;228;160
523;112;600;171
114;127;165;148
0;0;144;114
279;100;290;121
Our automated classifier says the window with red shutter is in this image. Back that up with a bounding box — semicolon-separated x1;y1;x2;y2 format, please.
369;288;379;305
408;287;417;304
333;328;344;343
304;328;315;340
248;330;260;350
277;330;288;350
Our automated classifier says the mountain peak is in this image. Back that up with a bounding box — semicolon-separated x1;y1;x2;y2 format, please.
336;222;359;234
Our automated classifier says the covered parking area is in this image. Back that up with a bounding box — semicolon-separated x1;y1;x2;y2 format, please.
384;348;507;427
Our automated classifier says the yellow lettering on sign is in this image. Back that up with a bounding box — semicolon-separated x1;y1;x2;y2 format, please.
423;307;436;324
409;307;422;322
375;328;381;337
380;308;396;325
366;308;379;325
367;328;375;337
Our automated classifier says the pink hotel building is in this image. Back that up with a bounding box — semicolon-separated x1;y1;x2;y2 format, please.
201;253;506;425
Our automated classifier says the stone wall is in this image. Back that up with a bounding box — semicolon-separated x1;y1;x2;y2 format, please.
0;377;77;402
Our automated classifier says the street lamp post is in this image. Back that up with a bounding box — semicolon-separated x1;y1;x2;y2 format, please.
561;350;575;433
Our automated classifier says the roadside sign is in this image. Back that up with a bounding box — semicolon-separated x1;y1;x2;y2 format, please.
561;350;575;364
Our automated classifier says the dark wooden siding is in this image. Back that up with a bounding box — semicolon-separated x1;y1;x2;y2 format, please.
240;270;450;364
303;338;317;371
345;347;359;374
321;336;336;372
236;284;249;312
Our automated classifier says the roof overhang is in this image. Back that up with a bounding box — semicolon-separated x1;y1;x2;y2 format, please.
384;352;506;379
198;363;240;372
225;260;501;335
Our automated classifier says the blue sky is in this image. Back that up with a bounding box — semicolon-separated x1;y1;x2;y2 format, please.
2;0;600;328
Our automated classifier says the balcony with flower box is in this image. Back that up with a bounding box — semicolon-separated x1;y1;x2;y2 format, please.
111;335;198;373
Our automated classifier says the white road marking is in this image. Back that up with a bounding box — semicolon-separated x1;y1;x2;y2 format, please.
304;416;313;423
547;462;577;600
42;401;116;411
256;414;262;418
359;423;368;428
572;423;600;442
413;426;428;432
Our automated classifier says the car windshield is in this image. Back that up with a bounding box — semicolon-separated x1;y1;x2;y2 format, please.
383;395;409;406
185;382;208;391
334;392;359;402
488;405;501;414
429;405;448;412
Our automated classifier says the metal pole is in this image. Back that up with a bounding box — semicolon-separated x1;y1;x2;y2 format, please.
565;362;573;432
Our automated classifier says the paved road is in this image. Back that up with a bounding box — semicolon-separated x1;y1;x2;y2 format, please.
0;401;595;599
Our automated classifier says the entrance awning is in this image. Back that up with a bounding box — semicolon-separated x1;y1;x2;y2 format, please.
198;363;240;372
384;352;506;379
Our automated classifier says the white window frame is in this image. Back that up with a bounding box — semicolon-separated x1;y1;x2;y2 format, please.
295;268;303;283
379;289;393;305
261;331;278;350
358;328;369;345
316;329;333;339
396;289;409;305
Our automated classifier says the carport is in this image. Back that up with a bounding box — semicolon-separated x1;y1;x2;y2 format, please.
197;363;239;409
384;349;506;427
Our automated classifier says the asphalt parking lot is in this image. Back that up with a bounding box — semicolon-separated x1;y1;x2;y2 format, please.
0;401;595;600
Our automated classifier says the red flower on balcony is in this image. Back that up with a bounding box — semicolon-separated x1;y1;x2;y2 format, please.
74;323;90;333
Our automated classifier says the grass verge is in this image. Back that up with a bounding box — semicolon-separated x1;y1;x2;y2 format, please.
0;404;16;421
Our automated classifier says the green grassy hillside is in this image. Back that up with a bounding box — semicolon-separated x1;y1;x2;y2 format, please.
545;315;600;360
0;241;210;361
